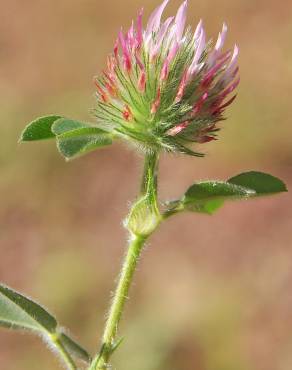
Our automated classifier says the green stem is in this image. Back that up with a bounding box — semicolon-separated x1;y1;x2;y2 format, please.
94;234;147;369
91;152;160;370
102;234;146;345
140;150;159;198
51;334;77;370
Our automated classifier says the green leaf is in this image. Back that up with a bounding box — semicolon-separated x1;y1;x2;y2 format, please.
164;171;287;217
184;181;255;201
20;117;113;160
58;332;91;363
228;171;287;195
183;181;255;214
20;115;62;142
0;284;57;333
196;199;225;214
51;118;92;135
0;284;91;365
52;119;112;159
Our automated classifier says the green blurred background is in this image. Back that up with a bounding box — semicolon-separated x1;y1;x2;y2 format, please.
0;0;292;369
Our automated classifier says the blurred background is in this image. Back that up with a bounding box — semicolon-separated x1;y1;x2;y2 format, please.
0;0;292;369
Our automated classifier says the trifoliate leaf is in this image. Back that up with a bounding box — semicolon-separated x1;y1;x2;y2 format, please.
20;115;62;142
0;284;91;364
163;171;287;217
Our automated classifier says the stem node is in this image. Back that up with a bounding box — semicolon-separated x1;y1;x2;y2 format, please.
91;152;160;370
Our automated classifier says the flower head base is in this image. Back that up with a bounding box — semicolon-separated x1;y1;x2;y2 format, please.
93;0;239;156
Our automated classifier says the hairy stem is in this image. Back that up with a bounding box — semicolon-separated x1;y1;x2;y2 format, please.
102;234;146;345
51;334;77;370
91;151;160;370
93;234;147;369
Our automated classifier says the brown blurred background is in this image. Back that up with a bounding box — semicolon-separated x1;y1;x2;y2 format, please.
0;0;292;369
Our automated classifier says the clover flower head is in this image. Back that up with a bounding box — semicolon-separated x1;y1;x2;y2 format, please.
93;0;239;156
